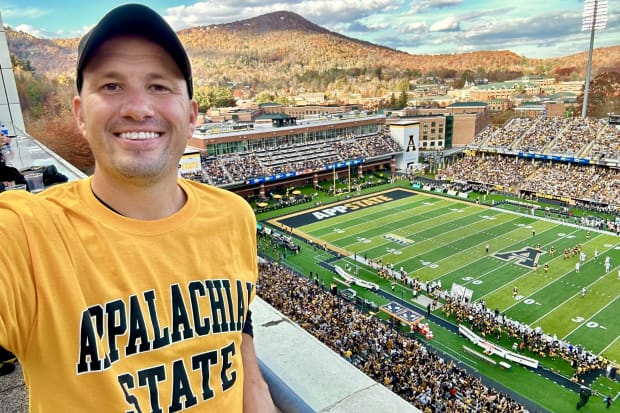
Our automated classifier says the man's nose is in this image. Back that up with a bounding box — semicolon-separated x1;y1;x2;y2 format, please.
120;88;155;120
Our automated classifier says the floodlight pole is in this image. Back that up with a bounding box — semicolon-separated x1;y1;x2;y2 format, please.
581;0;607;118
581;0;598;118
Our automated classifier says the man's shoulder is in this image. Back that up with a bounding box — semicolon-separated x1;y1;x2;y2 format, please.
182;179;245;203
0;180;86;237
181;179;254;216
37;179;87;207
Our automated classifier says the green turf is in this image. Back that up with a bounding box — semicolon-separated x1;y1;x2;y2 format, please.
258;181;620;412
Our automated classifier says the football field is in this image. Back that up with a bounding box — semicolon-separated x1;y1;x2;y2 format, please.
270;188;620;363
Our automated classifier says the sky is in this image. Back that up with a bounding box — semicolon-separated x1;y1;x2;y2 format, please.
1;0;618;59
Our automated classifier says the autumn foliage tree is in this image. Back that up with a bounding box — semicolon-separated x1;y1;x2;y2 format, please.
577;71;620;118
14;67;94;174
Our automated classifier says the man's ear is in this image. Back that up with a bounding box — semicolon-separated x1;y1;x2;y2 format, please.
188;100;199;140
72;95;88;139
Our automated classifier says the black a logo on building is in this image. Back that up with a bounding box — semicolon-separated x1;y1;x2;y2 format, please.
407;135;416;152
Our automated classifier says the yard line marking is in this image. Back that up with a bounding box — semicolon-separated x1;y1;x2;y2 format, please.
599;335;620;356
561;295;619;342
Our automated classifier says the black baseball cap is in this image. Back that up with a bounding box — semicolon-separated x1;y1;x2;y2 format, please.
76;4;193;98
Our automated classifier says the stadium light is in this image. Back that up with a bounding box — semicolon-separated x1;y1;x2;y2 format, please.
581;0;608;118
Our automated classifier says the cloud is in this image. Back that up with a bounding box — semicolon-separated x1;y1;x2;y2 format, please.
0;6;48;20
408;0;463;15
163;0;403;29
401;21;428;34
463;11;582;45
347;21;389;33
429;16;460;32
4;0;619;59
13;23;52;38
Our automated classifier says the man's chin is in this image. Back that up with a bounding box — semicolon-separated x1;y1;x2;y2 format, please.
114;160;167;181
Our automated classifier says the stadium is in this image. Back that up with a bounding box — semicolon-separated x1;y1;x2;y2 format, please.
1;13;619;412
186;109;619;412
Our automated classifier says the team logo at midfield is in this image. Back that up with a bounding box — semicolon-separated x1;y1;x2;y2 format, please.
494;247;541;268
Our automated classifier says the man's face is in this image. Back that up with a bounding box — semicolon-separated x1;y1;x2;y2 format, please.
73;35;197;184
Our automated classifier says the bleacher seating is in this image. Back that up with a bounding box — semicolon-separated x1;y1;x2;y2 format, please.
199;132;403;186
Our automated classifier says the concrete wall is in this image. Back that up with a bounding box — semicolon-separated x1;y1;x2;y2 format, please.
0;12;25;136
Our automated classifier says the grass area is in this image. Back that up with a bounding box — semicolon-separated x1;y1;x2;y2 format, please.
256;178;620;413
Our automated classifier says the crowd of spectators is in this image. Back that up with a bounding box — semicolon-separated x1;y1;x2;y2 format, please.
198;132;402;185
440;155;620;212
588;126;620;160
517;117;571;153
484;117;534;149
439;155;537;189
547;118;607;155
474;116;618;160
258;262;527;413
519;163;620;206
199;155;228;186
470;125;498;146
359;132;404;157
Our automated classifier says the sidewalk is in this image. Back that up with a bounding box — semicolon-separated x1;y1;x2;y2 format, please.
0;363;27;413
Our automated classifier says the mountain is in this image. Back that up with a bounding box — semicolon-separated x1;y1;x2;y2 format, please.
6;10;620;90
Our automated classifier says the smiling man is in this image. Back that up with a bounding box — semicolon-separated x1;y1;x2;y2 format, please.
0;4;275;412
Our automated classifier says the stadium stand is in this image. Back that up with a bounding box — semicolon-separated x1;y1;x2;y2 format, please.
258;262;528;413
189;132;403;186
440;155;620;216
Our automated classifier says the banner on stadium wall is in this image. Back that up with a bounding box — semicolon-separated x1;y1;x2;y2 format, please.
246;158;363;185
324;158;364;172
179;152;202;175
389;121;419;171
518;152;590;165
247;171;297;185
535;192;572;203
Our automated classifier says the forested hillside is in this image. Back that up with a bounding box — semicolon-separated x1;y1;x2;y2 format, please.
7;10;620;92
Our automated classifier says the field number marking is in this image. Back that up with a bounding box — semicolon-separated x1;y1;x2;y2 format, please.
420;260;439;269
570;317;607;329
461;276;482;285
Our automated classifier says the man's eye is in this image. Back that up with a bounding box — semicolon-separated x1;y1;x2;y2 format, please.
102;83;120;91
150;84;169;92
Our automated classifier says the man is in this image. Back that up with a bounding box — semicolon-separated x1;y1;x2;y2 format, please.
0;4;275;412
0;134;27;191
